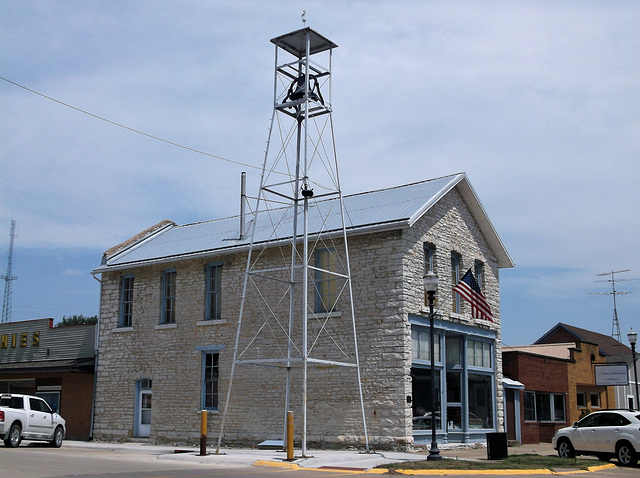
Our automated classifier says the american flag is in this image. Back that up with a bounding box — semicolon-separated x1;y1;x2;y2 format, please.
454;269;494;322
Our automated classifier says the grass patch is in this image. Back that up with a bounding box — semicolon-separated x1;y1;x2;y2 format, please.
383;454;598;471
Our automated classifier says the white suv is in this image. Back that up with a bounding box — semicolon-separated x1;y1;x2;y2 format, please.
552;410;640;466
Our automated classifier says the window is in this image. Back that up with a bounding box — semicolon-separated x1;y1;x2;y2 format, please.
120;275;134;328
206;263;222;320
316;249;338;313
474;261;484;291
577;392;587;408
29;397;52;413
467;339;492;368
468;374;493;428
161;269;176;324
202;352;219;410
424;243;436;307
411;367;442;430
590;392;601;408
553;394;566;422
524;392;536;421
524;392;565;422
424;243;435;274
451;253;461;313
446;335;462;367
411;328;441;362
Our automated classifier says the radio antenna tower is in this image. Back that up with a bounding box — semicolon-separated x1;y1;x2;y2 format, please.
591;269;636;342
1;220;18;323
217;27;369;455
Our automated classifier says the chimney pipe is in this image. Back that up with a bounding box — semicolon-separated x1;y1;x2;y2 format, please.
240;172;246;239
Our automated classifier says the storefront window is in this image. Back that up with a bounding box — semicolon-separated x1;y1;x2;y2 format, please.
446;336;461;366
468;373;493;429
467;339;491;368
411;329;440;363
411;367;442;430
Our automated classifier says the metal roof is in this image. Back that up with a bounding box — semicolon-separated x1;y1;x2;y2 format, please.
271;27;337;57
95;173;514;272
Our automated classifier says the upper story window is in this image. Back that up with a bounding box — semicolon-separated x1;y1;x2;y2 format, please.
451;252;461;314
206;263;222;320
474;261;484;291
424;243;435;274
424;243;436;308
119;275;134;328
161;269;177;324
316;248;338;313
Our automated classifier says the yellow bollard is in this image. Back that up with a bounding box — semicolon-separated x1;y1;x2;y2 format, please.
286;410;294;461
199;410;207;456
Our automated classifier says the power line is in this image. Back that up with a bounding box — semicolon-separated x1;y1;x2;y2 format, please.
0;75;279;175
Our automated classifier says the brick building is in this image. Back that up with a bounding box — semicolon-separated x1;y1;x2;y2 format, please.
0;318;96;440
535;323;633;410
503;344;570;443
91;173;514;449
503;330;618;444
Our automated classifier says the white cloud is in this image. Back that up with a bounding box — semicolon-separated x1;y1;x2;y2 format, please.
1;0;638;343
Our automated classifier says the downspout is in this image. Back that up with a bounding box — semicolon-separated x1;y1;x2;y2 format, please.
89;271;102;441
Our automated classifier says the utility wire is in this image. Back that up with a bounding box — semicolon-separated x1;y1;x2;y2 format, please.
0;75;274;174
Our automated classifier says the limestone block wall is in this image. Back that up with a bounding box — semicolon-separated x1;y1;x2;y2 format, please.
93;185;507;448
93;231;412;448
401;188;505;434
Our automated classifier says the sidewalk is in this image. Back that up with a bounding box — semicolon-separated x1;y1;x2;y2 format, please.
61;439;568;472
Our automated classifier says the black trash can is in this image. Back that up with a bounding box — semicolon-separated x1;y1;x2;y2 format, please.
486;432;508;460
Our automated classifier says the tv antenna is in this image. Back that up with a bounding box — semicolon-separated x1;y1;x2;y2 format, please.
1;219;18;323
591;269;637;342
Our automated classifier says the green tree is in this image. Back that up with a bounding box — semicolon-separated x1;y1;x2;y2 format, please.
55;315;98;327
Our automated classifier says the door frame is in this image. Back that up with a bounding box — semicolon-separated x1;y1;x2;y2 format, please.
134;379;152;438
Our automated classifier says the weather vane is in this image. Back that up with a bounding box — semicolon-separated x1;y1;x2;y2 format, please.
302;10;306;26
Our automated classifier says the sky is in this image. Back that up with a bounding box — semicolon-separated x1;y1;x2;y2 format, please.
1;0;638;347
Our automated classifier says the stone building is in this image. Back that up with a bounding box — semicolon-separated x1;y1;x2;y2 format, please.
91;173;513;449
0;318;96;440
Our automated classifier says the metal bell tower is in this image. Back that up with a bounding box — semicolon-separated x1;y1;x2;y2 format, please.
218;27;369;454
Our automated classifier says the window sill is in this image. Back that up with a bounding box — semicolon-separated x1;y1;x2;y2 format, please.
113;327;133;333
155;323;177;330
312;311;342;319
197;319;228;326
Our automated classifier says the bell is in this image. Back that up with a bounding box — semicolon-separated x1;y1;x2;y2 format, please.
283;74;324;105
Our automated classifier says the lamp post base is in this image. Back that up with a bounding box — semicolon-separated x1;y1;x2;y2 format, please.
427;441;442;461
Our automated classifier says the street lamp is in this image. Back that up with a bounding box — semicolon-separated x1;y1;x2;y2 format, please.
628;328;639;410
423;271;442;461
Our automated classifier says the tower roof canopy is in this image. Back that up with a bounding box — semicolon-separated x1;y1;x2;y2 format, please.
271;27;337;57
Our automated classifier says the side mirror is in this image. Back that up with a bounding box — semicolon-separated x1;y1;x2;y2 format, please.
572;421;579;427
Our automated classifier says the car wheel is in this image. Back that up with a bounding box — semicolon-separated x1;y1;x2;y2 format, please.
557;438;575;459
50;426;63;448
616;442;638;467
4;424;22;448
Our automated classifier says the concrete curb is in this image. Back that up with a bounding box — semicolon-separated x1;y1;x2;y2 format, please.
254;459;618;475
